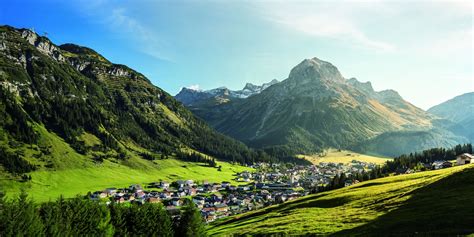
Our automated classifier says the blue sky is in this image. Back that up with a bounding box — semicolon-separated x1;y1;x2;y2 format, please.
1;0;472;109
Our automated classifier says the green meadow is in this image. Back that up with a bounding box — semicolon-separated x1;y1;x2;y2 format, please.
297;148;391;165
208;164;474;236
0;158;251;202
0;125;253;202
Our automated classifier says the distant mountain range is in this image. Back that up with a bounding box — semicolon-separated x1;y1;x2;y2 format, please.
176;58;472;157
175;79;279;106
428;92;474;142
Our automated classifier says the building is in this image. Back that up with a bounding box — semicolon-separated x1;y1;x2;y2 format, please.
456;153;473;165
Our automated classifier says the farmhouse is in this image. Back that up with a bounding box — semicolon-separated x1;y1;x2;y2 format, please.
456;153;473;165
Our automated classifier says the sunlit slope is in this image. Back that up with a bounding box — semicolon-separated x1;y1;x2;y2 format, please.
208;164;474;236
0;124;251;202
297;149;390;165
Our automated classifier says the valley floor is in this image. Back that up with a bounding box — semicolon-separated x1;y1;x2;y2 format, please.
297;149;390;165
0;158;251;202
208;164;474;236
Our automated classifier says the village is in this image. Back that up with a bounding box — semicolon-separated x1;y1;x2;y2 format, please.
87;152;474;222
88;160;377;222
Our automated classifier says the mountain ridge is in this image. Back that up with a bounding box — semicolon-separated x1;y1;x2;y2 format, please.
176;57;440;156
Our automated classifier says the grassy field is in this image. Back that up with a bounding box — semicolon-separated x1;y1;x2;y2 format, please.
208;164;474;236
0;158;251;202
297;148;391;165
0;125;253;202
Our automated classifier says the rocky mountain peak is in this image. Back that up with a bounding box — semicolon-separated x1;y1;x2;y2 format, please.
18;28;65;62
378;89;402;100
288;57;345;84
243;83;258;91
347;78;375;94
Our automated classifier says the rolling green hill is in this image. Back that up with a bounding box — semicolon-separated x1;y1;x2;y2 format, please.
208;164;474;236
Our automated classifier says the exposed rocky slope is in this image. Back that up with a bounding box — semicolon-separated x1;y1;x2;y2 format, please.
177;57;440;156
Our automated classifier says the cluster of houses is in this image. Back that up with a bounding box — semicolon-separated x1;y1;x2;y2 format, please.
423;153;473;171
88;160;378;222
396;153;474;174
88;155;474;221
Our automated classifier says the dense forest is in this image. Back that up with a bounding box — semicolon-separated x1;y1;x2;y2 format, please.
0;192;206;237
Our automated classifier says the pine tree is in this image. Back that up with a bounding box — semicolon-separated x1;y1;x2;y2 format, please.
175;201;206;237
8;191;44;236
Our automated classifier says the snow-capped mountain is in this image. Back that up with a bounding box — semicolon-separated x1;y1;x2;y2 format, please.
175;79;279;106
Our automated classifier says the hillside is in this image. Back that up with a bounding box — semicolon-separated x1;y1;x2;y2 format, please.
354;128;470;157
428;92;474;123
208;164;474;236
177;57;436;156
428;92;474;142
0;25;266;199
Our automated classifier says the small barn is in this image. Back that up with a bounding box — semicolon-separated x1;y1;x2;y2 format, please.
456;153;474;165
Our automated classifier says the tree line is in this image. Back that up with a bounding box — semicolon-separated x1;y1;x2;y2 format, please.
383;144;472;173
322;144;472;192
0;192;207;237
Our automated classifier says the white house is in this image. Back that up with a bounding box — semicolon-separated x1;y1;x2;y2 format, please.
456;153;473;165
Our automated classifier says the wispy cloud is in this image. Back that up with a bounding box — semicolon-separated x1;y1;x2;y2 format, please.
257;2;396;52
72;0;172;62
105;7;172;62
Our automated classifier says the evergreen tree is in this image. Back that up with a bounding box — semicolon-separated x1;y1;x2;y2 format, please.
4;191;44;236
175;201;206;237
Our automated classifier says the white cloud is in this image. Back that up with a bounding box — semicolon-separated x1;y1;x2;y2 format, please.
257;2;396;52
415;28;473;56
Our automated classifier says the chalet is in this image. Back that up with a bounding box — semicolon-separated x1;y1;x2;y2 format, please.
204;214;216;222
114;196;125;204
104;188;117;195
159;181;170;189
171;198;183;206
129;184;143;192
91;191;107;200
221;181;231;188
456;153;473;165
134;191;146;199
175;180;185;188
124;194;135;201
146;197;161;204
183;186;197;195
159;191;171;199
193;196;205;206
215;203;229;212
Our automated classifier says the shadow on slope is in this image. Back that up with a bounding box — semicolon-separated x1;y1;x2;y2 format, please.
332;166;474;236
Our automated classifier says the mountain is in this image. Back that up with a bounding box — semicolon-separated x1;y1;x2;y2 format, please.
0;25;274;178
177;57;436;156
175;79;279;106
428;92;474;123
354;128;469;157
427;92;474;142
208;164;474;236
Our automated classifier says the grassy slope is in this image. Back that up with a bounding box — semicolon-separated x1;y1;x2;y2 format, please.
297;149;391;165
0;125;252;202
0;159;250;202
208;164;474;236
